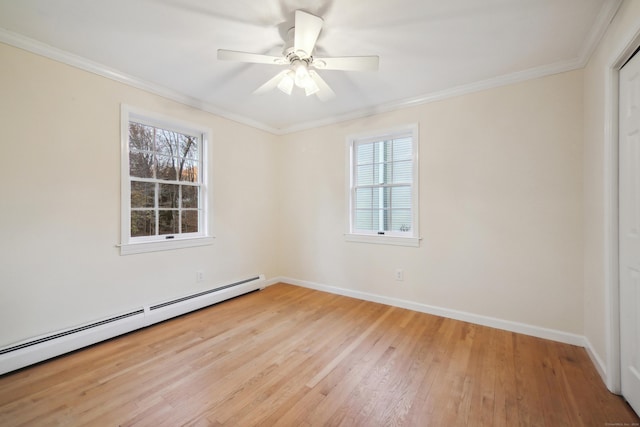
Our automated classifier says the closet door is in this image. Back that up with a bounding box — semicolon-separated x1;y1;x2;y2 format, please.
620;49;640;415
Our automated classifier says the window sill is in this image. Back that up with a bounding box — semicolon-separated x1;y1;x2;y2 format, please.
345;233;420;247
119;236;215;255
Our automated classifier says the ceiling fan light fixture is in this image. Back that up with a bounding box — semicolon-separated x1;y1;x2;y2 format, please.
277;71;294;95
304;78;320;96
292;60;313;89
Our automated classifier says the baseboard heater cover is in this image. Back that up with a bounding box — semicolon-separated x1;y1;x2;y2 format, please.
0;275;265;375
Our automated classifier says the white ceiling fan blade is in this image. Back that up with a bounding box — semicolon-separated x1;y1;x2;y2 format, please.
309;71;335;101
217;49;285;65
294;10;323;58
313;56;379;71
253;70;290;94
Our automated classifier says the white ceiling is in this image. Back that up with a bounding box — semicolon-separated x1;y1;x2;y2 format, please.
0;0;621;133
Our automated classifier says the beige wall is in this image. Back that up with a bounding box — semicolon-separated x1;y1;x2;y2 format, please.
1;31;587;349
0;42;280;346
278;70;584;334
583;0;640;384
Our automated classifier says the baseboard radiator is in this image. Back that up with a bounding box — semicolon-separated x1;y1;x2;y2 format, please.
0;275;265;375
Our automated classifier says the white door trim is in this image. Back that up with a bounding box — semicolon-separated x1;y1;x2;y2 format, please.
605;26;640;394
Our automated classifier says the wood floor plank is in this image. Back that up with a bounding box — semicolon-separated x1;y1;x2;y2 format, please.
491;329;519;427
465;321;496;427
306;305;395;389
307;309;414;425
0;283;637;426
321;309;415;426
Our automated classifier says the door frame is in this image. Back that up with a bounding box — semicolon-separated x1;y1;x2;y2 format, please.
605;26;640;394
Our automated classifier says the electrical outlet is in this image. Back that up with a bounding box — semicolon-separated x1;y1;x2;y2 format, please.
395;269;404;281
196;271;205;282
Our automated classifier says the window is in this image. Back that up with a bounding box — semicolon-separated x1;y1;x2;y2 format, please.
120;105;213;254
346;124;419;247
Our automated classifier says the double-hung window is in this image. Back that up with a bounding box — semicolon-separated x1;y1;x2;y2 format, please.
346;124;420;247
120;105;213;255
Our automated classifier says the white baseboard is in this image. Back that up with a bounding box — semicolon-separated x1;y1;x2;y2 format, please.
271;276;585;347
0;275;265;375
262;276;282;288
584;336;608;386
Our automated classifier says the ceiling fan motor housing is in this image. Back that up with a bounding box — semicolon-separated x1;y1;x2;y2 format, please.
283;27;312;64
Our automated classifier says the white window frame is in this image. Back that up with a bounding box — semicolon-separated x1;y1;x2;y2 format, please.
345;124;420;247
119;104;214;255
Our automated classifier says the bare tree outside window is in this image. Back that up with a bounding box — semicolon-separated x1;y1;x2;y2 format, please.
128;122;202;238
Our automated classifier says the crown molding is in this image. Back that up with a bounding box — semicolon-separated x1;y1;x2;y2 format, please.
1;0;622;136
0;27;280;135
280;0;623;134
577;0;623;67
279;57;584;134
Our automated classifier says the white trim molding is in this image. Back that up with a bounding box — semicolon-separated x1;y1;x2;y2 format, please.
272;276;585;347
0;275;265;375
119;104;214;255
0;27;278;135
0;1;623;136
577;0;624;66
344;234;420;247
585;336;608;383
118;236;215;255
345;123;420;246
603;18;640;395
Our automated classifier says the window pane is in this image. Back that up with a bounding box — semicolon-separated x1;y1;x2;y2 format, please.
129;122;154;151
180;135;198;159
355;188;372;209
372;162;392;184
131;210;155;237
381;209;391;231
156;155;177;180
357;143;373;165
156;129;177;157
179;159;199;182
181;210;199;233
391;186;411;209
354;210;374;231
373;141;392;164
159;184;179;208
126;114;206;245
393;137;412;161
357;209;387;232
372;187;391;209
378;163;393;184
392;160;412;183
159;210;178;235
129;152;154;178
350;128;416;239
131;181;155;208
356;164;373;186
391;209;412;232
182;185;199;208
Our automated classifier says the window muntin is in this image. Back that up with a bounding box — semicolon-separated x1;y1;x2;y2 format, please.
348;125;419;245
121;106;211;254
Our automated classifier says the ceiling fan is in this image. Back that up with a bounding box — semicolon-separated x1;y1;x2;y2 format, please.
217;10;379;101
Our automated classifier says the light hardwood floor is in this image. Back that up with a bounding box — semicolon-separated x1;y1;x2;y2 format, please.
0;283;638;426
